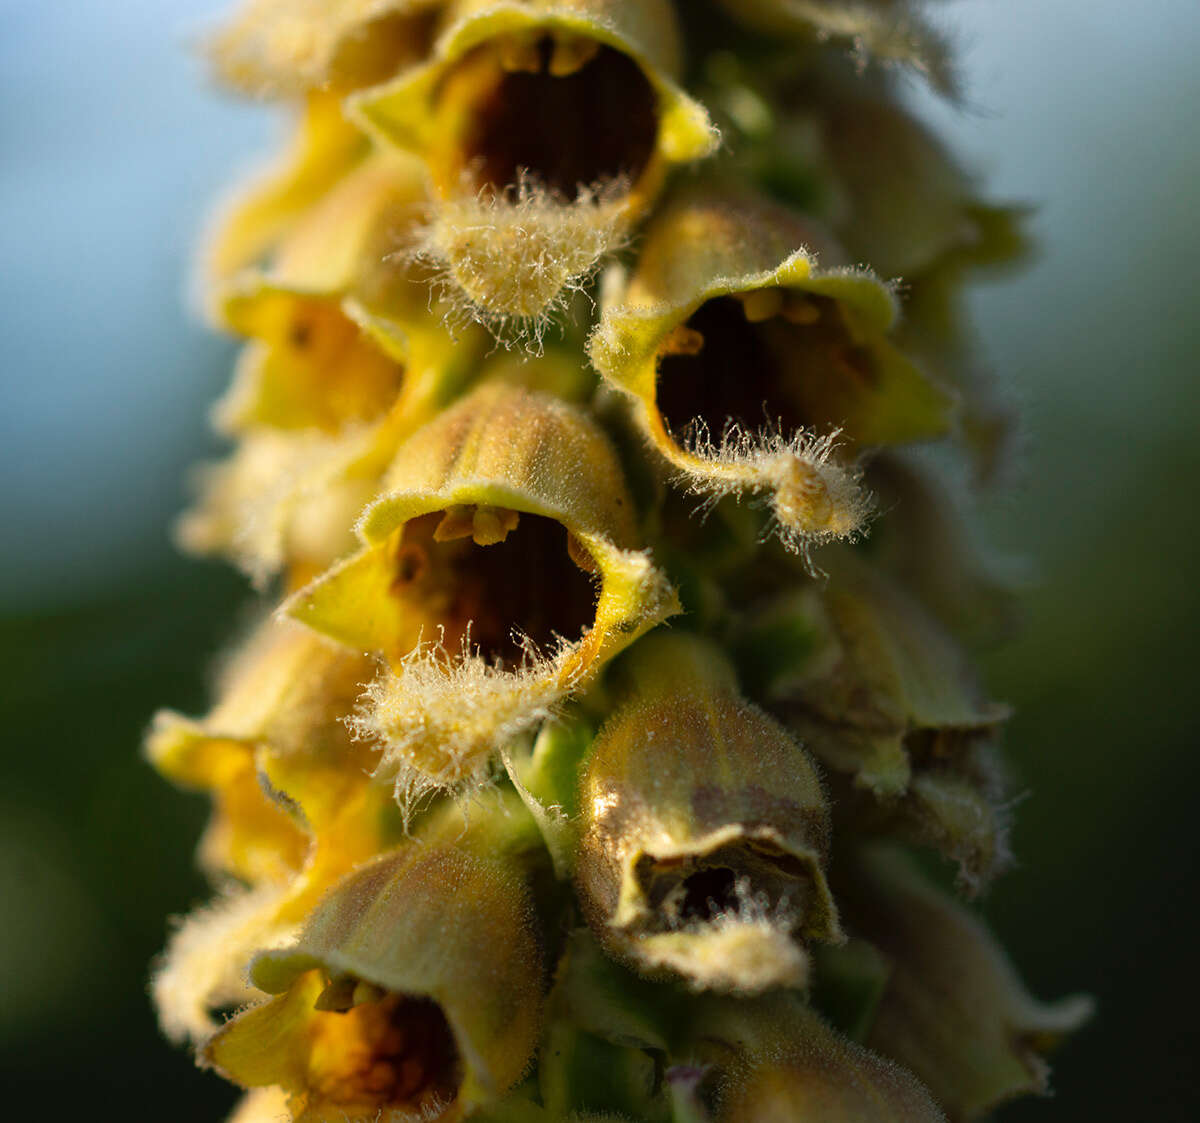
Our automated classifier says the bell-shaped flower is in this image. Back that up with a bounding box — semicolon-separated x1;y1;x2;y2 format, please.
206;840;546;1121
148;617;400;1041
688;992;947;1122
285;376;679;794
576;632;840;994
349;0;718;328
590;185;952;557
214;150;488;434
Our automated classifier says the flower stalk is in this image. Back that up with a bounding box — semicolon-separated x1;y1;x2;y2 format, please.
152;2;1089;1119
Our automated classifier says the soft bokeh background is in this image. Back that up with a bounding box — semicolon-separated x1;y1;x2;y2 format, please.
2;0;1196;1118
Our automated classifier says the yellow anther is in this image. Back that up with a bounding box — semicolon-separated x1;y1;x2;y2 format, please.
781;292;821;324
659;322;706;357
432;504;475;542
471;505;520;546
497;33;543;74
549;33;600;77
739;287;785;323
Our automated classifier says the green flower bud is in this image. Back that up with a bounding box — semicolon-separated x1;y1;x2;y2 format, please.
590;185;953;557
742;554;1011;887
207;841;546;1120
839;846;1093;1121
577;632;840;994
349;0;717;327
688;993;946;1123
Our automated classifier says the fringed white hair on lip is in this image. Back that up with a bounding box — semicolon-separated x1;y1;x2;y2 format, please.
677;417;874;571
349;627;575;813
398;168;633;352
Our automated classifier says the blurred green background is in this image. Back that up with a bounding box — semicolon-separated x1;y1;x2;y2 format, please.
1;1;1196;1119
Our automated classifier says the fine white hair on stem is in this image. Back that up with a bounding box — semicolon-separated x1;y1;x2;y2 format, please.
678;418;875;569
397;169;632;353
349;629;574;813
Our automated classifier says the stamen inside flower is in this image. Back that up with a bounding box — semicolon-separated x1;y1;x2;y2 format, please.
304;986;461;1114
655;291;877;445
444;36;659;201
385;508;599;665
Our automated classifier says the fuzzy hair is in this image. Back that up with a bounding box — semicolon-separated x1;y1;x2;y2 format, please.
638;874;811;995
679;419;875;571
152;882;297;1044
400;170;631;352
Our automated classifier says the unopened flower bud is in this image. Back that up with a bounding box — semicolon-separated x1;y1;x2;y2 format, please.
735;555;1010;888
839;845;1093;1120
590;186;952;557
689;992;946;1123
349;0;718;327
206;844;545;1118
287;377;678;792
715;0;957;98
577;632;840;993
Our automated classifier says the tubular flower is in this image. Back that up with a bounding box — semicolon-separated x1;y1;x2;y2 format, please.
287;377;679;793
694;995;948;1123
204;91;371;280
207;839;546;1121
837;846;1094;1121
589;184;953;554
577;632;840;993
349;0;718;327
153;3;1089;1121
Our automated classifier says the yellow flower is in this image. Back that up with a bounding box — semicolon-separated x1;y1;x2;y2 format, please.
148;617;401;1041
349;0;718;326
204;92;370;280
590;185;952;554
286;376;679;793
206;839;546;1121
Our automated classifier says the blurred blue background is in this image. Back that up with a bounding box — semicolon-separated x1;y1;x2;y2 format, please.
1;0;1197;1118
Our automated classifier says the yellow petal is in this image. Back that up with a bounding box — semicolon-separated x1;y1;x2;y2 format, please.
208;0;446;97
205;92;370;281
348;0;717;324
